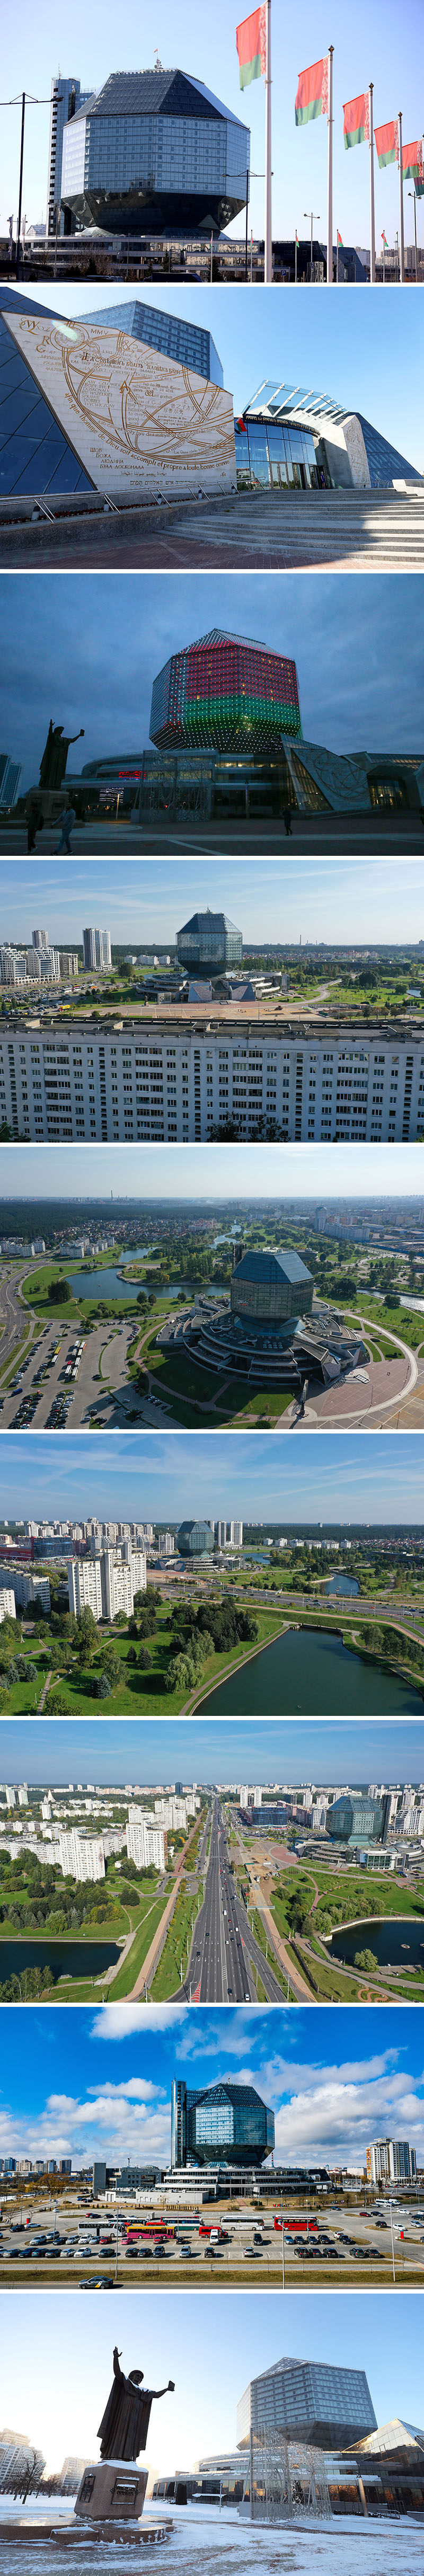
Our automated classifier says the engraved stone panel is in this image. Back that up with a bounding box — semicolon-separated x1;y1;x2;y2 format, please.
4;315;236;500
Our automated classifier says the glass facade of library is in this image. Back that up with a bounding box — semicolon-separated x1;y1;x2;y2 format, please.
176;911;242;972
237;2362;377;2452
150;631;303;753
61;69;250;235
77;297;224;385
171;2078;275;2169
235;418;320;490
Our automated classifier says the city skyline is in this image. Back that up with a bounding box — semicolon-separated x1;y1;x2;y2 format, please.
1;1428;423;1522
2;0;424;249
1;1141;424;1200
9;282;424;471
2;2289;420;2480
1;2000;422;2176
1;1716;423;1784
1;856;422;945
2;573;423;791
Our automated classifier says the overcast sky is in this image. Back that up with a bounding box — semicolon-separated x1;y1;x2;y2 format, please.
1;0;423;250
2;1429;423;1521
9;281;424;473
2;1999;422;2188
1;1140;423;1202
1;1715;422;1784
1;575;423;792
2;2288;421;2480
1;857;422;945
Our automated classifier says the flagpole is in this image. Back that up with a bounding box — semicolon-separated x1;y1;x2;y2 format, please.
398;111;405;281
264;0;272;282
295;233;297;284
336;229;339;281
327;46;334;282
369;84;375;282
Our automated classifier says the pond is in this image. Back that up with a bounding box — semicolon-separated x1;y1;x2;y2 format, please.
197;1628;424;1715
67;1267;229;1306
0;1937;120;1985
330;1915;424;1972
67;1264;151;1303
325;1575;360;1598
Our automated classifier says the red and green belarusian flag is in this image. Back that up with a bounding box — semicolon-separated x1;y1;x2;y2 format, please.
337;229;343;245
402;138;423;182
343;92;369;151
236;5;266;87
374;119;399;169
295;56;329;126
382;229;388;246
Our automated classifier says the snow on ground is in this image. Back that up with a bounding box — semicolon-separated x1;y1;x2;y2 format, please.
1;2500;423;2575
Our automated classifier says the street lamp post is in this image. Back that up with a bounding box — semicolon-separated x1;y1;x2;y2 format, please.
408;190;418;283
304;214;321;281
1;91;63;278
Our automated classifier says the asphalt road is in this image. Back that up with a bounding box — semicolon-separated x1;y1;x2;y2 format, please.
182;1800;284;2004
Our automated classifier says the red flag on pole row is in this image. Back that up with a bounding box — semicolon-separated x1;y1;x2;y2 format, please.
374;119;399;168
295;57;329;125
343;92;369;150
401;140;423;182
236;5;267;87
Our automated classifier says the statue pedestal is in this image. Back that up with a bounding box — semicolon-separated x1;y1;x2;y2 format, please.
75;2460;148;2521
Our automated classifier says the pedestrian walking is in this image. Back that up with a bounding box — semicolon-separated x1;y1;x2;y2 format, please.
57;801;76;853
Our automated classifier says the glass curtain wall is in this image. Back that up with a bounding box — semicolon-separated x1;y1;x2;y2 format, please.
235;420;321;489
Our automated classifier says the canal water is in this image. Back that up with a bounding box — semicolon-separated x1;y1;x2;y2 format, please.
197;1628;424;1715
330;1916;424;1971
0;1938;120;1984
325;1575;360;1598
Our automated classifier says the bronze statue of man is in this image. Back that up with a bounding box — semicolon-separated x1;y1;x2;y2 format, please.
39;720;85;790
98;2348;174;2462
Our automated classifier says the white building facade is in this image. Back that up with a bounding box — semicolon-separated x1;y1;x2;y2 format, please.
1;1019;422;1143
126;1811;166;1871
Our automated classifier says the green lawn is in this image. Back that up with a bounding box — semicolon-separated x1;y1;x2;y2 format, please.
151;1878;200;1999
56;1889;171;2001
248;1906;288;1991
2;1593;423;1717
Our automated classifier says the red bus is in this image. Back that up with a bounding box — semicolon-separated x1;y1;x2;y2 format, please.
273;2216;318;2234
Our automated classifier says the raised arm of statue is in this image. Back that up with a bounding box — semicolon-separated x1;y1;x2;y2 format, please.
151;2383;175;2402
112;2348;123;2382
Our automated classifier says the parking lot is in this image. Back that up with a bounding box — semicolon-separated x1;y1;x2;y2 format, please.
0;1312;172;1429
2;2200;424;2287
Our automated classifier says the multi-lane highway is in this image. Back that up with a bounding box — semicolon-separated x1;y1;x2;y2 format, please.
183;1800;284;2004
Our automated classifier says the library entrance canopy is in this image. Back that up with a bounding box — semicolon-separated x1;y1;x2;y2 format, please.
236;380;422;492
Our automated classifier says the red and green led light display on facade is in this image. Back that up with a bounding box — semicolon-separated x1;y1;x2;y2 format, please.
150;628;303;754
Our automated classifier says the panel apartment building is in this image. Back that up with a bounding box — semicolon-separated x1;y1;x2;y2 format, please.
1;1014;422;1143
68;1544;146;1621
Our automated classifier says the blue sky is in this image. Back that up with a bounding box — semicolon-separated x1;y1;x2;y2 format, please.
12;281;424;471
2;2289;421;2477
1;1139;423;1202
1;1999;422;2178
0;856;422;945
1;575;423;792
1;0;424;248
2;1716;423;1784
1;1429;424;1522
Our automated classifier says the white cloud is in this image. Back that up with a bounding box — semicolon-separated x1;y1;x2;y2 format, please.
91;2005;186;2040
